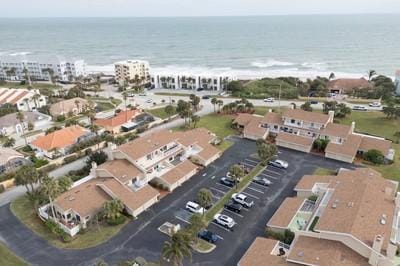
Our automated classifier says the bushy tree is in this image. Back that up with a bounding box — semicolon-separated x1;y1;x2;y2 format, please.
300;102;313;112
103;199;124;221
196;188;213;214
164;105;175;121
229;164;245;188
256;140;277;165
86;150;108;168
363;149;385;165
14;165;40;197
313;139;329;152
162;231;192;266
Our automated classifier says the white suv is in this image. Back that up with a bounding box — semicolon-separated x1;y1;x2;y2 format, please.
213;214;235;228
186;201;205;214
232;193;254;208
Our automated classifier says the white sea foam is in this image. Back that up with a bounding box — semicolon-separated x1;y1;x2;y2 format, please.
9;52;31;56
251;59;295;68
87;63;366;81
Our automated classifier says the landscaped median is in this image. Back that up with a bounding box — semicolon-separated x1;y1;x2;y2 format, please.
10;196;129;249
205;164;265;223
0;243;27;266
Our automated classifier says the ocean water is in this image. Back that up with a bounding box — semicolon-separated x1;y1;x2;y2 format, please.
0;15;399;79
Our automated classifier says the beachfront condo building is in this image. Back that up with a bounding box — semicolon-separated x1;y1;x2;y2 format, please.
151;73;234;91
0;55;87;82
114;60;150;86
395;70;400;96
239;168;400;266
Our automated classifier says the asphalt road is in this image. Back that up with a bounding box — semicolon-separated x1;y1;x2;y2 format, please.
0;138;353;266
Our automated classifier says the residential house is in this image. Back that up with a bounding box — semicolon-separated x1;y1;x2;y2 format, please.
114;60;150;86
94;109;143;134
0;111;52;135
41;127;221;236
0;88;47;111
0;148;30;175
50;97;89;117
327;78;371;95
234;108;394;163
240;168;400;266
30;125;92;158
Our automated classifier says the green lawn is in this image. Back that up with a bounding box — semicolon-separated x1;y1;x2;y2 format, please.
313;168;336;175
154;92;192;97
10;196;128;249
95;101;115;112
1;81;61;90
146;106;177;120
191;113;236;139
0;243;27;266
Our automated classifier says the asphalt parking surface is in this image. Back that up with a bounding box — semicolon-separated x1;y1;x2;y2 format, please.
0;138;353;266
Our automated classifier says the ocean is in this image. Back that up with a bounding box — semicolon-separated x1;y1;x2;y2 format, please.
0;15;399;79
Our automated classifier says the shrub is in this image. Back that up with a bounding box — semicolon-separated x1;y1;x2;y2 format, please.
62;233;73;243
56;115;66;122
307;194;318;202
39;163;58;174
313;139;329;152
63;154;78;164
363;149;385;165
106;215;126;226
266;228;295;245
30;155;49;168
0;172;15;182
0;184;5;193
22;145;33;152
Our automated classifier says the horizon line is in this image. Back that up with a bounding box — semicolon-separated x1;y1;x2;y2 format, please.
0;12;399;19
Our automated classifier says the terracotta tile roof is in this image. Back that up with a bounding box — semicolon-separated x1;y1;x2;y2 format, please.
50;97;88;116
97;159;144;184
359;135;392;156
238;237;292;266
262;112;283;125
0;89;19;104
287;236;369;266
325;134;362;158
294;175;336;191
327;78;370;92
98;178;159;212
276;132;314;147
315;168;397;251
54;178;112;217
31;125;88;151
160;160;198;185
282;109;330;124
243;117;268;139
320;123;352;139
9;90;29;104
0;147;24;165
267;197;305;229
118;129;179;160
233;113;256;127
95;110;140;128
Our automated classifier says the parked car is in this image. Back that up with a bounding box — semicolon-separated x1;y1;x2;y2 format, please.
369;102;381;107
220;177;236;187
252;176;272;186
310;100;319;104
186;201;205;214
232;193;254;208
139;93;147;96
224;200;243;213
268;159;289;169
197;88;204;91
202;95;211;99
194;199;212;209
263;98;274;103
146;99;153;103
213;214;236;228
353;105;367;111
198;230;218;243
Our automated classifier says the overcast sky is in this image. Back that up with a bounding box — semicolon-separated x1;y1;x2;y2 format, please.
1;0;399;17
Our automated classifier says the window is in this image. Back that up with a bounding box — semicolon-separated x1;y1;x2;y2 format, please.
146;154;152;160
85;215;90;221
291;119;295;124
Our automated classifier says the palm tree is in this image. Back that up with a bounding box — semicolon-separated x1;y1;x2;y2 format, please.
196;188;213;215
211;97;218;113
22;67;32;86
164;105;175;121
217;99;224;113
41;175;60;219
191;114;200;128
84;100;96;126
368;70;377;82
103;199;124;221
74;99;81;114
328;72;335;81
31;93;41;109
2;137;15;147
162;232;192;266
94;76;101;96
229;164;245;189
16;112;28;146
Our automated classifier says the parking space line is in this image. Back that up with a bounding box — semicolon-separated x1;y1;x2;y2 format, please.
245;158;260;164
215;182;233;191
247;186;265;194
174;216;190;224
264;169;282;175
241;162;257;168
242;191;260;199
260;173;279;180
212;194;221;200
209;186;228;195
210;222;232;232
223;209;244;218
251;181;272;188
216;234;224;240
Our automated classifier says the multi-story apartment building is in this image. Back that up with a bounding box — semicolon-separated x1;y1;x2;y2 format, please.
151;73;234;91
239;168;400;266
39;128;221;236
234;108;394;163
0;55;86;82
0;88;47;111
395;70;400;96
114;60;150;86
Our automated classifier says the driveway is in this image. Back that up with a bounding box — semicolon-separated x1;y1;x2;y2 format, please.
0;139;352;265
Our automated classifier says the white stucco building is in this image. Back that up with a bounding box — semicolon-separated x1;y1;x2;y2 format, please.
0;55;87;82
114;60;150;85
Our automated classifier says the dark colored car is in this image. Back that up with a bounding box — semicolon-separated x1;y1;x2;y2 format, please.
310;100;318;104
202;95;211;99
224;200;243;213
198;230;218;243
220;177;236;187
197;88;204;91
